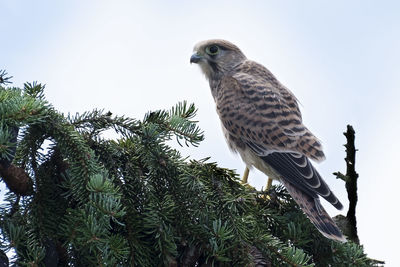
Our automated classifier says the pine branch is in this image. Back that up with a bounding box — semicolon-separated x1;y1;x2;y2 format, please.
24;81;46;100
143;101;204;147
0;118;32;195
69;109;140;137
0;77;383;266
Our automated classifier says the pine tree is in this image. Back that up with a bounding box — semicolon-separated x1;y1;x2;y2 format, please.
0;71;384;266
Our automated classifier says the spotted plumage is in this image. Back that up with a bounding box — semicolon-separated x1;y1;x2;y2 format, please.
191;39;345;242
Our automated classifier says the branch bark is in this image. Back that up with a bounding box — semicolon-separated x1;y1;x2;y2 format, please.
334;125;359;244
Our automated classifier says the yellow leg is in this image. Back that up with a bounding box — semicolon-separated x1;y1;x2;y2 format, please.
241;167;249;183
266;178;272;190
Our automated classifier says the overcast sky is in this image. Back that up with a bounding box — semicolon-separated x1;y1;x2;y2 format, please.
2;1;400;265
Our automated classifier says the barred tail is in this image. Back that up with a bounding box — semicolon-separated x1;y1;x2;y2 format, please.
281;179;346;242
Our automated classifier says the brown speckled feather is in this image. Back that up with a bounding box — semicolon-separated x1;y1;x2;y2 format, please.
215;60;325;162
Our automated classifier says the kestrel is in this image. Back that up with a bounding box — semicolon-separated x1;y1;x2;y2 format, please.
190;39;345;242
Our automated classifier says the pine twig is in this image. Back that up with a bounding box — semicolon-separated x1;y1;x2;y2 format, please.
0;69;13;85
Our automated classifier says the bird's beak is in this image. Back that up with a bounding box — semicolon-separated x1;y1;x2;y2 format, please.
190;52;203;64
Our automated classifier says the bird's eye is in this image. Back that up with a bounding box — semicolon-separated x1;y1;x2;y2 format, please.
206;45;219;56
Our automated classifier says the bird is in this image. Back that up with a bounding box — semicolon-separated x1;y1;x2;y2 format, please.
190;39;346;242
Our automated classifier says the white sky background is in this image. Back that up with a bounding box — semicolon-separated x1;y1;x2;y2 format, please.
2;0;400;265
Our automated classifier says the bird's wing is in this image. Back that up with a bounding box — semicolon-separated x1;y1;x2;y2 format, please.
216;61;325;162
260;152;343;210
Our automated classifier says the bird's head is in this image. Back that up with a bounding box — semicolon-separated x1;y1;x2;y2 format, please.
190;39;247;80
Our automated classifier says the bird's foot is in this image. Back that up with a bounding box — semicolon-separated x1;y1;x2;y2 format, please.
259;178;273;200
266;178;272;191
240;167;250;184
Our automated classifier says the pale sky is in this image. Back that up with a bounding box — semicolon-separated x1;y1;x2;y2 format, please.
2;1;400;265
